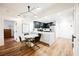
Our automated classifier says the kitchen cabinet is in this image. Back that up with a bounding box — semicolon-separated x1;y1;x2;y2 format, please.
40;32;55;46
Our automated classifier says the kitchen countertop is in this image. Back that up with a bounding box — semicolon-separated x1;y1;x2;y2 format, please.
33;31;55;34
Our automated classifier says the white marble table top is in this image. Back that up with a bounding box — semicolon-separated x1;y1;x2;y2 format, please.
24;34;38;38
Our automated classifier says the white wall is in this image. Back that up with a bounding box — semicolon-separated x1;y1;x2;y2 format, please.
7;7;74;42
22;18;34;33
55;10;74;39
14;17;23;41
35;9;74;39
0;16;4;46
14;17;34;41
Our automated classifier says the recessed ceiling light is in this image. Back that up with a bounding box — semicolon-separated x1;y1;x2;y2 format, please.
36;8;41;10
32;8;42;12
34;16;37;17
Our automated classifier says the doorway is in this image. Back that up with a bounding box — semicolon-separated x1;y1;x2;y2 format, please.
4;20;17;45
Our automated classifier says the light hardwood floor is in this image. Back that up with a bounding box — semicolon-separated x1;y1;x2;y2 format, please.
0;38;73;56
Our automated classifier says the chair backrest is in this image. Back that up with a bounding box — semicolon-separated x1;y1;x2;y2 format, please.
34;33;41;43
38;33;41;39
19;36;22;42
24;33;29;36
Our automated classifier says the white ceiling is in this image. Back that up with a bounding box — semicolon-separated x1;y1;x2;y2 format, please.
0;3;54;14
0;3;74;20
0;3;54;9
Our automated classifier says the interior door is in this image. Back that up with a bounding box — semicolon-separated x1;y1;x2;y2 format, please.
4;29;11;38
74;3;79;56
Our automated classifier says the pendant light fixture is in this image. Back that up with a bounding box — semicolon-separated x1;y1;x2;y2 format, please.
17;5;38;18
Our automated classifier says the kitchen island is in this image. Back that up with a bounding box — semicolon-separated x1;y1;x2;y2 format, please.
34;31;56;46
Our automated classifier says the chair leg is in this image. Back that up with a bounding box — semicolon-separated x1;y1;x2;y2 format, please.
19;42;28;50
33;43;40;50
35;44;40;48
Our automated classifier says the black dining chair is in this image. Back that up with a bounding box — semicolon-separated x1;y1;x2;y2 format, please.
34;33;41;43
31;33;41;49
19;36;29;50
19;36;34;48
19;36;26;43
24;33;29;36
